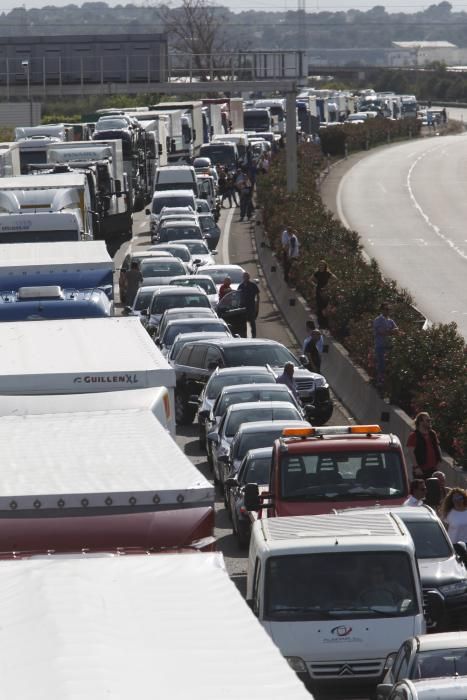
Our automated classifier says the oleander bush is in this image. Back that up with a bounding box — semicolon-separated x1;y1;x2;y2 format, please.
257;142;467;465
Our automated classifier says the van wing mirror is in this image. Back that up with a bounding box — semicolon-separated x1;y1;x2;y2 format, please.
244;483;261;511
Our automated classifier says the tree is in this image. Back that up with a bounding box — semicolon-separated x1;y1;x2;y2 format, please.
160;0;242;81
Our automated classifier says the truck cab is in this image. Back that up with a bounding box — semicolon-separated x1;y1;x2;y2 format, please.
245;425;409;518
246;511;425;695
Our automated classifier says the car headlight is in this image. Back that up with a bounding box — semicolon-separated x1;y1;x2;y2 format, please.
384;652;398;672
439;581;467;596
285;656;307;673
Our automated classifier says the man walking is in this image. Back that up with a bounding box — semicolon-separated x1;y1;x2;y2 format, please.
238;271;260;338
373;302;399;386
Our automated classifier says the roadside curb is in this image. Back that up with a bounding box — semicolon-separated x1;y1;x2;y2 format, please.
253;213;465;487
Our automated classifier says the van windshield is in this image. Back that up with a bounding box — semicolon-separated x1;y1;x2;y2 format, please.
280;451;405;501
265;552;418;621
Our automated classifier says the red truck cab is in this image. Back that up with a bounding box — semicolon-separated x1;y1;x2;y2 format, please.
245;425;409;518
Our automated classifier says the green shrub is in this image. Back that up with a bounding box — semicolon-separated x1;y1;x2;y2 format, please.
258;141;467;459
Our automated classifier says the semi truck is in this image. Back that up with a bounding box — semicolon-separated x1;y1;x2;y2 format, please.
0;553;314;700
0;172;94;241
44;141;132;254
152;101;204;162
0;316;176;405
0;241;113;298
0;142;21;177
0;385;175;435
0;407;210;548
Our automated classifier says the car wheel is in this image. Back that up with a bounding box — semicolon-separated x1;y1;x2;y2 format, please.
175;393;195;425
198;426;205;450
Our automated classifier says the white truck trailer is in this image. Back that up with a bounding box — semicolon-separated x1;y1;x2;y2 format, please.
0;408;211;549
0;172;94;241
0;240;113;298
0;385;175;436
0;316;175;402
0;552;314;699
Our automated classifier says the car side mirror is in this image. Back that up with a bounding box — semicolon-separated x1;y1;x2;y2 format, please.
218;455;229;464
145;208;150;215
140;309;147;316
123;306;133;315
155;339;161;347
212;250;218;255
207;432;219;444
193;258;202;264
454;541;467;566
298;354;309;367
244;483;261;511
375;684;392;700
225;476;238;488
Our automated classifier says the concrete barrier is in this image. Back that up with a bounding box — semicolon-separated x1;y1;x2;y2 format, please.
254;218;466;488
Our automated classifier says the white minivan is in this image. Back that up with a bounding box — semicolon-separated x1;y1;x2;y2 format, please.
247;511;425;697
146;189;197;236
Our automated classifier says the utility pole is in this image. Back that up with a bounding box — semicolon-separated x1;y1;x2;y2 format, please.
286;89;298;193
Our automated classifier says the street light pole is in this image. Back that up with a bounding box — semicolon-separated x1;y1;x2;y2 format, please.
22;59;32;125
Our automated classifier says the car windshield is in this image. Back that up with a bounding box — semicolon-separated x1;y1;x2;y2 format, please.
196;199;210;212
204;268;244;284
225;406;300;438
140;260;185;277
156;247;190;262
216;387;293;417
161;228;202;242
133;289;155;311
151;294;209;314
403;520;452;559
265;552;418;621
414;649;467;678
206;373;274;400
199;217;216;231
164;321;226;346
96;119;128;130
235;429;286;460
184;241;210;255
239;456;271;485
223;344;299;367
171;277;216;295
279;451;406;501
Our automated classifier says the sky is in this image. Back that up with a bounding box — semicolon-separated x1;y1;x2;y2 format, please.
1;0;465;13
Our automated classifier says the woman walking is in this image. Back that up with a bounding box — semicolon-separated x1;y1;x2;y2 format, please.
440;488;467;544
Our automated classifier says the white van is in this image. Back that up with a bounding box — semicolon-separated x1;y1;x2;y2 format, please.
154;165;197;196
146;189;197;236
247;511;425;696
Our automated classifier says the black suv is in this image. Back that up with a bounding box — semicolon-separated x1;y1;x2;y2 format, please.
172;337;333;425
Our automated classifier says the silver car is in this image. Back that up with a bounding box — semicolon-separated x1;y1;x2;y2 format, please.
208;402;304;493
197;366;277;450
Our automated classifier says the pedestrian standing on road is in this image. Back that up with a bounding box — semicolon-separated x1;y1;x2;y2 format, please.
403;479;427;506
302;320;324;354
312;260;336;328
441;488;467;544
276;361;300;401
372;301;399;387
224;171;238;208
281;226;291;280
237;271;260;338
124;261;143;307
218;276;232;300
285;229;300;284
235;169;253;222
406;412;442;480
304;329;323;373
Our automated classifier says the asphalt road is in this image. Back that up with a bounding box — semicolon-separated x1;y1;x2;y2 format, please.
322;112;467;339
126;203;351;598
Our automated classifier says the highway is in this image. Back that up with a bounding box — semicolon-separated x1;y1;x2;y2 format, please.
326;112;467;338
126;204;351;599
